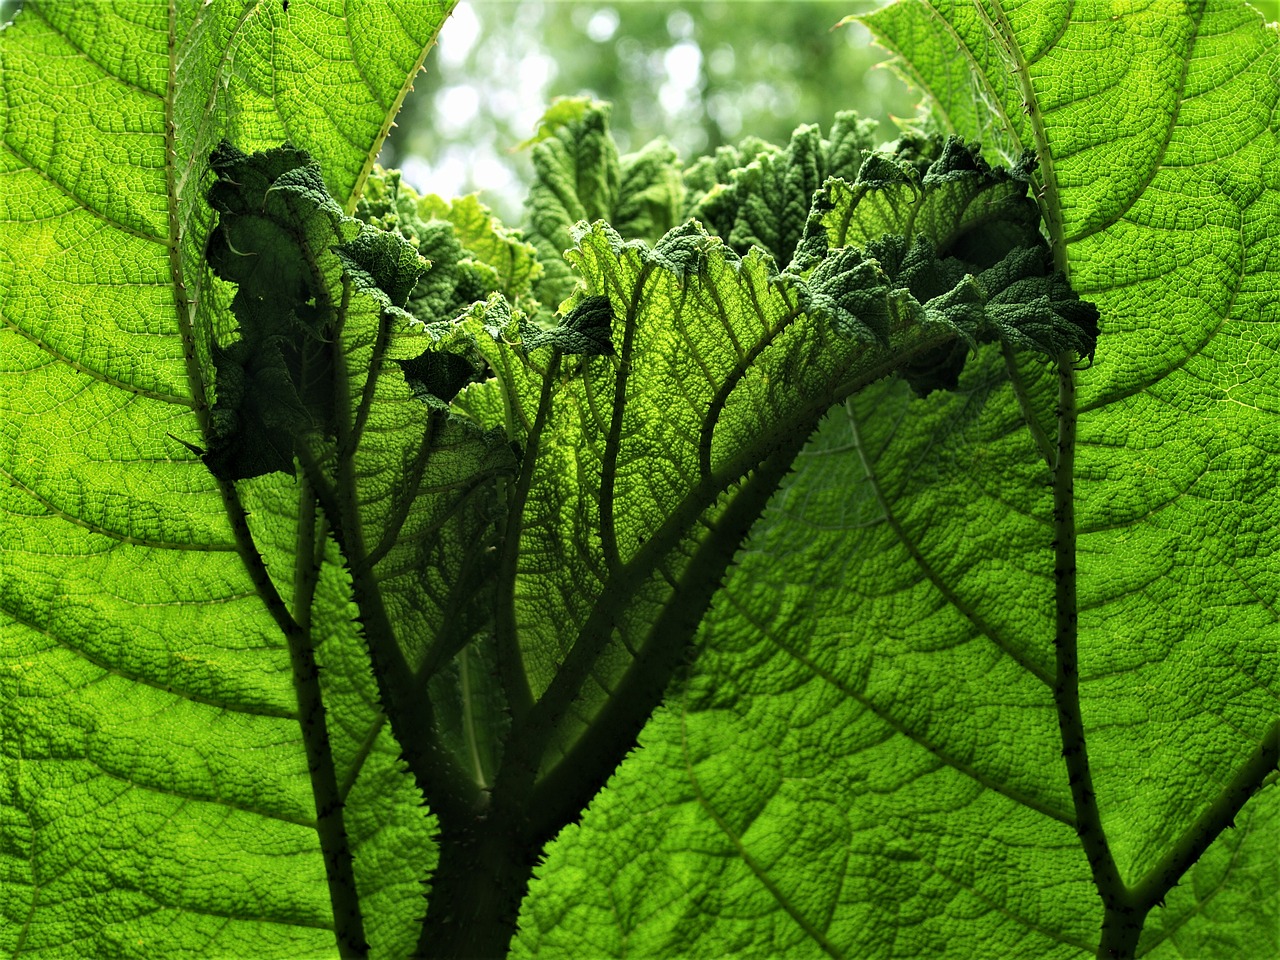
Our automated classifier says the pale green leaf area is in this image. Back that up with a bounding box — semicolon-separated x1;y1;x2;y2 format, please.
1;2;452;957
522;97;685;307
513;2;1280;960
1;0;1276;959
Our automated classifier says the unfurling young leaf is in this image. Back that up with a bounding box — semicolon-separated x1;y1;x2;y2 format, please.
430;117;1097;956
9;98;1099;960
203;141;426;480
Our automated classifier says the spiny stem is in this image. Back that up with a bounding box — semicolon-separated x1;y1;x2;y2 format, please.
1096;721;1280;959
294;442;479;828
1133;720;1279;909
526;428;812;846
218;477;368;958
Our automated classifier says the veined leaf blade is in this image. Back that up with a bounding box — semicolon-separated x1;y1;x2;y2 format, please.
512;1;1280;957
0;3;453;956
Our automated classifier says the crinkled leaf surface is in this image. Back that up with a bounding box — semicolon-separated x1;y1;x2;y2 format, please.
0;3;456;957
685;110;879;267
513;2;1280;958
522;98;684;306
453;131;1093;815
3;1;1268;958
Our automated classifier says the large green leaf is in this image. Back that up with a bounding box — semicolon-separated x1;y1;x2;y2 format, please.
0;3;453;957
454;132;1093;810
6;0;1269;957
2;2;1094;953
513;1;1280;958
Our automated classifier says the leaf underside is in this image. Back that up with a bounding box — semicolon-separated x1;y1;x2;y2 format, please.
0;3;455;957
510;3;1280;959
1;2;1276;960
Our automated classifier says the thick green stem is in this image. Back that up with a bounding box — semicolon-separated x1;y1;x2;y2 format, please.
295;442;480;827
500;334;951;804
324;300;483;822
1097;721;1280;960
1096;906;1149;960
413;814;538;960
1050;358;1279;960
527;428;811;845
1132;720;1279;910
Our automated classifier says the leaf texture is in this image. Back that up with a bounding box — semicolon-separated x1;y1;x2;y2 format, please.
686;111;879;267
523;98;685;306
511;2;1280;958
0;3;454;957
454;123;1095;831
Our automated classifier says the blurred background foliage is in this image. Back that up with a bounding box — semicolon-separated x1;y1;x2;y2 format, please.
378;1;922;223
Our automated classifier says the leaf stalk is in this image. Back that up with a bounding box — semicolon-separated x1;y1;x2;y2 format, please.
217;477;369;958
